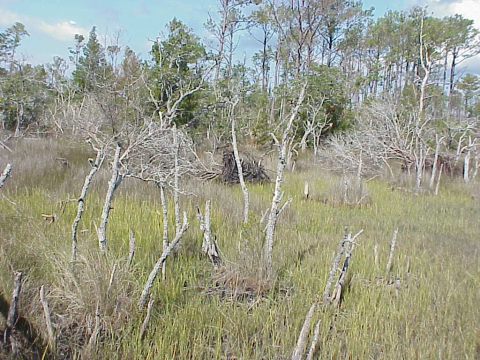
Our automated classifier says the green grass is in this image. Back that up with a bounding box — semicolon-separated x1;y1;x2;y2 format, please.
0;139;479;359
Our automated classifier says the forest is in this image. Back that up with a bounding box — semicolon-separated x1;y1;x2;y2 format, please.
0;0;479;358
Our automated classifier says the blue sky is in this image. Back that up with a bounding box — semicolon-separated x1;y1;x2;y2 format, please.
0;0;479;74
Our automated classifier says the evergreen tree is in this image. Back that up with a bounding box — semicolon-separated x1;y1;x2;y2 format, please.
73;26;112;92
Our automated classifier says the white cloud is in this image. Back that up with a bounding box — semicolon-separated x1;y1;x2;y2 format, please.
0;8;22;25
35;20;89;41
448;0;480;28
406;0;480;75
408;0;480;27
0;8;89;41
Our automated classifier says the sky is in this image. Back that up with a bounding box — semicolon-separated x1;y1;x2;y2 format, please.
0;0;479;74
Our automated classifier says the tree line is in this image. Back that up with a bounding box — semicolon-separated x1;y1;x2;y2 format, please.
0;0;479;149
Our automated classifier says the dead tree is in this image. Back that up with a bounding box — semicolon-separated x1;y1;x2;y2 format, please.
127;229;136;270
232;117;249;223
3;271;22;349
0;163;12;188
139;295;154;339
291;303;316;360
172;126;181;236
330;230;363;306
264;83;307;279
323;229;363;304
40;285;56;352
306;320;321;360
71;142;104;261
385;228;399;275
138;212;189;310
159;184;168;279
98;144;122;253
196;200;221;269
429;135;444;190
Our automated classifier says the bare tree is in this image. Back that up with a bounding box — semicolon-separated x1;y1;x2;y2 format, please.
71;142;104;261
232;116;250;223
264;82;307;279
0;163;13;188
138;212;189;309
98;143;122;253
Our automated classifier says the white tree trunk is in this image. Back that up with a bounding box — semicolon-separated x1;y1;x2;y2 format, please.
463;136;473;183
464;149;471;182
4;271;22;346
173;126;181;236
429;135;441;190
306;320;321;360
435;163;443;196
72;147;103;261
0;163;13;188
231;118;249;223
98;144;122;253
414;148;425;193
160;184;168;279
40;285;56;351
138;213;189;309
385;228;398;274
291;303;316;360
264;84;307;279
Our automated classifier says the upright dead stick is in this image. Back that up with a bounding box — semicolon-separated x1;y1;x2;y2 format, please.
331;230;363;306
87;301;101;351
98;144;122;253
435;164;443;196
429;135;442;190
139;295;154;339
232;117;249;223
291;303;316;360
4;271;22;345
173;126;181;236
264;83;307;279
197;200;211;253
385;228;399;274
71;146;103;261
159;184;168;279
40;285;56;351
197;201;221;269
0;163;13;188
138;212;189;309
343;175;348;204
127;230;136;269
106;263;117;298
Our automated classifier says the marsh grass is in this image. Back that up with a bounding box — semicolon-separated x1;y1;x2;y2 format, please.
0;138;479;359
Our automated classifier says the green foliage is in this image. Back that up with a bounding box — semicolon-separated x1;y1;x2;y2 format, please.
146;18;208;125
0;22;29;71
0;63;48;130
73;27;113;92
457;73;480;115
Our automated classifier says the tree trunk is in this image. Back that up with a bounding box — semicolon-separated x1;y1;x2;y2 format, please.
98;144;122;253
232;118;249;223
264;84;306;279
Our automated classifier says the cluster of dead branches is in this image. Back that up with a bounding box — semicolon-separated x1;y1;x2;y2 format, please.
319;98;479;191
221;151;270;185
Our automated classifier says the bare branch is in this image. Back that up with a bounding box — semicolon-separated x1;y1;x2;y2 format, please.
138;212;189;310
